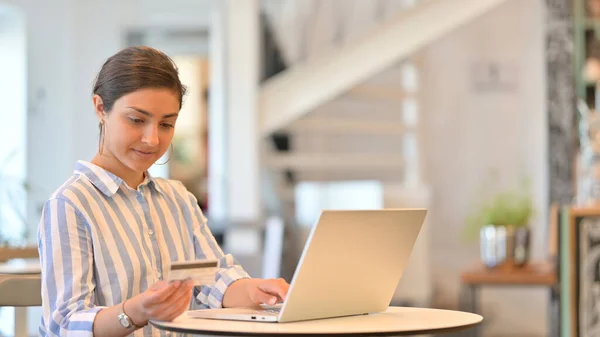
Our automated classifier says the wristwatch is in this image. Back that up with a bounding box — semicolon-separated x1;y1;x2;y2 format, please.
118;300;141;329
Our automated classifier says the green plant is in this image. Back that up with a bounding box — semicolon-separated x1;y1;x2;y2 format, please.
464;174;535;242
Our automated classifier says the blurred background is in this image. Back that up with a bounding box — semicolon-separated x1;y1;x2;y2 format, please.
0;0;594;336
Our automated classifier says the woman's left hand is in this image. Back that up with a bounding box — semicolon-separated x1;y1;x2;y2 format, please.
223;278;290;307
246;278;289;306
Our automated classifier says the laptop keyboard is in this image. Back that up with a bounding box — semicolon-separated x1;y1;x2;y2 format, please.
261;308;281;314
253;307;281;316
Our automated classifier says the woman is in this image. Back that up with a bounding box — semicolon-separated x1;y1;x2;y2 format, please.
38;46;289;337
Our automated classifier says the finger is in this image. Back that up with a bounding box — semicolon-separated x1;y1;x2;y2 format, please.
276;278;290;301
257;278;288;294
258;279;289;302
169;281;194;308
251;288;278;306
150;281;192;307
150;298;185;321
273;293;285;303
153;282;194;320
154;295;189;321
150;280;169;290
146;281;180;305
165;292;194;321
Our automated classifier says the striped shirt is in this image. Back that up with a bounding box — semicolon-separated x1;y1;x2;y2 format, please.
37;160;250;337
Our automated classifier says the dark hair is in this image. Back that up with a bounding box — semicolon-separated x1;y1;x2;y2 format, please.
92;46;187;112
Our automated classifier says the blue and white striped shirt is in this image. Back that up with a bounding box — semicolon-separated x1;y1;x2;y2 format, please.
38;160;250;337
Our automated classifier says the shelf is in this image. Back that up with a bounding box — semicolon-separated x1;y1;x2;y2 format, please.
460;261;556;286
567;206;600;217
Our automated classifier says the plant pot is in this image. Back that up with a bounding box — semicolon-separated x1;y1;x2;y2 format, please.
512;226;530;266
480;225;507;268
480;225;530;268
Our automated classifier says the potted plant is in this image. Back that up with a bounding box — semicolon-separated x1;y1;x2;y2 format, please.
465;176;534;268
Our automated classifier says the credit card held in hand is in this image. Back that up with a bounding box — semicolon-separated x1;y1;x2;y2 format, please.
168;259;219;286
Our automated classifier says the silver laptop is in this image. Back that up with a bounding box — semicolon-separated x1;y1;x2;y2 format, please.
187;208;426;323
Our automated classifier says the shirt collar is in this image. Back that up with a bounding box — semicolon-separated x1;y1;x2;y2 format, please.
74;160;163;197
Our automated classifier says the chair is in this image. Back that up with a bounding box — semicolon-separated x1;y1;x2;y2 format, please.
0;272;42;337
0;273;42;306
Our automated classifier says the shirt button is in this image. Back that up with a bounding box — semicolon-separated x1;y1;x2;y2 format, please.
148;229;154;235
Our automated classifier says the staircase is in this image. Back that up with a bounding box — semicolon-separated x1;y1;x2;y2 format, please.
260;0;418;183
260;0;510;136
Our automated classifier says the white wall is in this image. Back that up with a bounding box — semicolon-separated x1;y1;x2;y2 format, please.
420;0;547;335
0;4;26;243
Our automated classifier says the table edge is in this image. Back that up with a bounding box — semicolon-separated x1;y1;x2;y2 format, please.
150;319;482;336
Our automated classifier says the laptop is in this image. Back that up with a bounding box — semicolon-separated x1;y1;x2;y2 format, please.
187;208;426;323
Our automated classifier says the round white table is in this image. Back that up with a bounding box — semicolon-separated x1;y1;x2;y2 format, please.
151;306;483;336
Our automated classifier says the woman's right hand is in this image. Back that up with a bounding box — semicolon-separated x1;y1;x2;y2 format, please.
127;279;195;325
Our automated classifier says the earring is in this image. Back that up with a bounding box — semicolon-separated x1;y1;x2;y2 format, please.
98;120;105;155
155;143;174;165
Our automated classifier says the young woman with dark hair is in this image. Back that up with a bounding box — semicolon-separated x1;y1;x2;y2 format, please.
38;46;288;337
